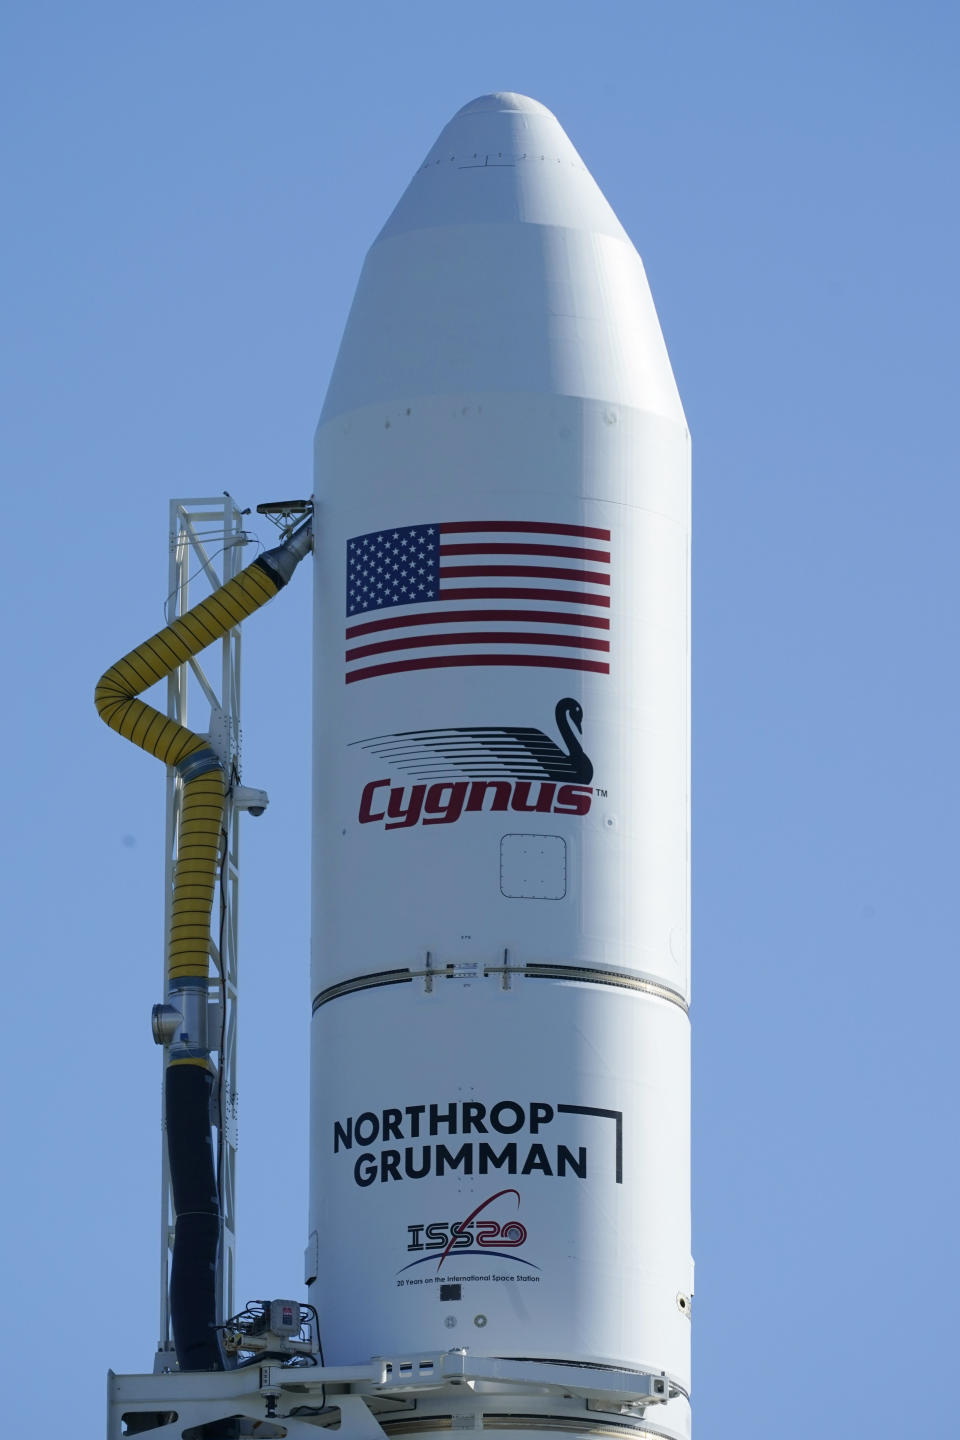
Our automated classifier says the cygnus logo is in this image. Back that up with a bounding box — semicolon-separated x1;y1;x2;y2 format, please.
353;697;595;829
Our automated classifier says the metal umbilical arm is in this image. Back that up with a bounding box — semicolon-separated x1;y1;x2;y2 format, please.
95;517;312;1371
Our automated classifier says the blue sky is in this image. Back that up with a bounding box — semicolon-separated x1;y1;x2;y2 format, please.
2;3;958;1435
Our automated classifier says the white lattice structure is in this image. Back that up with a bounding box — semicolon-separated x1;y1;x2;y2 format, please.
156;496;250;1369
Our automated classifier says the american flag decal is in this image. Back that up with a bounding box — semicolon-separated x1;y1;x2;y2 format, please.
345;520;611;685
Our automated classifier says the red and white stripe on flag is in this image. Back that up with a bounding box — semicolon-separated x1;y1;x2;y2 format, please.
344;519;611;685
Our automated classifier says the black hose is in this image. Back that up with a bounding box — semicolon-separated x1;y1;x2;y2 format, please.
166;1065;224;1370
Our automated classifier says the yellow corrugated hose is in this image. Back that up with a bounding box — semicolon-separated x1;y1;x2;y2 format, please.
95;555;281;1050
96;520;312;1370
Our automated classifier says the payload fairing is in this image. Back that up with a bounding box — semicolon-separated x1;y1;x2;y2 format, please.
310;87;691;1420
105;91;692;1440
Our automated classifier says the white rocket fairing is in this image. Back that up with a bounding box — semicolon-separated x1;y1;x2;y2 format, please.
309;92;692;1434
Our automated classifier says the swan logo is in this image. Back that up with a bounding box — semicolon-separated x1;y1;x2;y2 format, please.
353;698;595;830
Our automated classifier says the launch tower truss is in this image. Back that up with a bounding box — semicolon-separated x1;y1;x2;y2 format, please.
156;495;249;1368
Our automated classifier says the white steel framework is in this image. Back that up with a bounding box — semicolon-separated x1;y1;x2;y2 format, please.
157;496;250;1368
110;1349;685;1439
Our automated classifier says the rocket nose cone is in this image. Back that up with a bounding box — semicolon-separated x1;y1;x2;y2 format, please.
376;91;629;243
319;95;685;428
453;91;555;118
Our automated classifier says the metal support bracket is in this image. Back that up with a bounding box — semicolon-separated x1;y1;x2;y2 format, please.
110;1351;687;1440
366;1351;678;1405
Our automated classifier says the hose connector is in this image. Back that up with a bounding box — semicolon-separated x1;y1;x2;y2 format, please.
174;746;224;783
152;1003;183;1046
255;515;314;589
